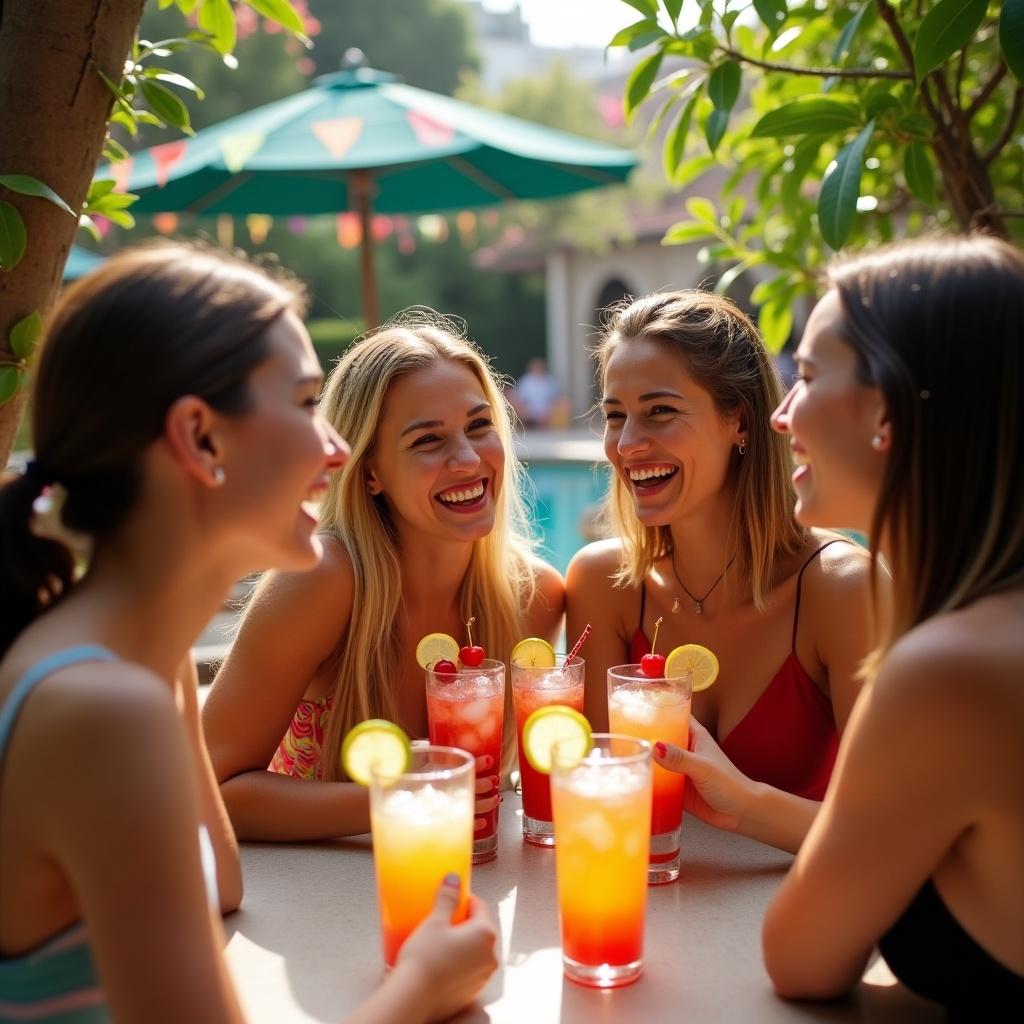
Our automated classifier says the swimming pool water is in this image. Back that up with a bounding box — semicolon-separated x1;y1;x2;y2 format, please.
523;461;610;573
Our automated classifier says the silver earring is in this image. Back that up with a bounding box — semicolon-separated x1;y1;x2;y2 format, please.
871;435;884;450
212;466;226;486
738;439;747;456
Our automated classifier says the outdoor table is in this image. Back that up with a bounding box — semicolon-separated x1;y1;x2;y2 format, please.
224;797;944;1023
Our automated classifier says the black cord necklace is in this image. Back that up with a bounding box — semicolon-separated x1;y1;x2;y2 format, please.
670;550;736;615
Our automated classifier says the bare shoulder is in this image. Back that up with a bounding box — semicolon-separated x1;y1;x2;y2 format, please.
528;554;565;607
566;538;626;592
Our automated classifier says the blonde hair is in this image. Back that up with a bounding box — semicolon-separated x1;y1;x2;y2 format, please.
318;312;538;779
595;290;804;609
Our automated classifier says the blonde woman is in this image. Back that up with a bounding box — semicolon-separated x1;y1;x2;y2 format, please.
204;315;563;840
566;290;880;853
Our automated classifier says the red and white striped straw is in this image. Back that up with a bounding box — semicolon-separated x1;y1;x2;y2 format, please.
566;623;592;663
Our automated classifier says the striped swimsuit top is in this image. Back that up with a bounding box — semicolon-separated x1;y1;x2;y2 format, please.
0;645;219;1023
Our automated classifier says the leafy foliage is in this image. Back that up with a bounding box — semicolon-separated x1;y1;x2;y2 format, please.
612;0;1024;350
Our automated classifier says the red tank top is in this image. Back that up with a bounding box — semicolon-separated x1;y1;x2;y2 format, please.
630;541;844;801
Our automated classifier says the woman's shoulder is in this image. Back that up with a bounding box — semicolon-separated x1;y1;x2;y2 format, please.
566;538;626;586
527;554;565;603
794;530;874;599
249;533;355;618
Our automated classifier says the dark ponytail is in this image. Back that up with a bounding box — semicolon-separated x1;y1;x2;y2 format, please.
0;241;305;656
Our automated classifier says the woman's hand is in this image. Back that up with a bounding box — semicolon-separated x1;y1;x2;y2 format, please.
654;718;753;832
474;753;499;833
394;876;499;1022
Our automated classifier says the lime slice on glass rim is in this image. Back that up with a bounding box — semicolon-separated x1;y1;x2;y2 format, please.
341;719;411;786
415;632;460;670
522;705;592;774
664;643;720;692
510;636;556;668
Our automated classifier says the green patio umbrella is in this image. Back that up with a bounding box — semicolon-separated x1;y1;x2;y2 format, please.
103;66;637;326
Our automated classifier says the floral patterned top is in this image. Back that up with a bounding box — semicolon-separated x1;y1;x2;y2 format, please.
269;695;334;780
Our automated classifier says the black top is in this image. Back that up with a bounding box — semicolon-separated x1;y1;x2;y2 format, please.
879;878;1024;1018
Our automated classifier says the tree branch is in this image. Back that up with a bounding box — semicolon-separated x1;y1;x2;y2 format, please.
983;86;1024;165
718;46;910;80
966;63;1006;120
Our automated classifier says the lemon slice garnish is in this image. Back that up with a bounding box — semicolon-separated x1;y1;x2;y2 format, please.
341;719;411;785
522;705;592;774
664;643;720;692
415;632;459;670
510;636;556;668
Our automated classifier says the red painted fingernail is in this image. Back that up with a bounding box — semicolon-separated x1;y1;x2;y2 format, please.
654;742;667;757
483;755;494;769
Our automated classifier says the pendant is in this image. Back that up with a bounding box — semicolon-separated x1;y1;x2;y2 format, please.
671;598;680;614
694;601;702;615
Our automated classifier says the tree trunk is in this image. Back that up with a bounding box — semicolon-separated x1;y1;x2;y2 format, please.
0;0;147;466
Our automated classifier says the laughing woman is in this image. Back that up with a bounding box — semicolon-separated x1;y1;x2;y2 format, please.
762;236;1024;1015
203;314;563;841
566;290;880;853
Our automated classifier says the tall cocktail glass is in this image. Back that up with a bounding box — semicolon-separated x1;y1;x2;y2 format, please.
511;654;585;846
607;664;692;883
551;733;652;988
425;659;505;863
369;745;474;967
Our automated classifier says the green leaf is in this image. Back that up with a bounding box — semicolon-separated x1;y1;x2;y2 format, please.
625;47;665;120
159;0;175;8
608;18;660;48
832;2;869;64
661;0;683;22
781;136;824;207
86;179;117;203
752;97;862;138
664;220;715;244
10;310;43;361
686;196;718;226
753;0;788;32
142;69;206;100
904;142;937;206
818;120;875;250
704;107;729;154
0;175;75;216
715;259;755;295
708;60;741;112
912;0;987;83
758;298;794;353
619;0;659;17
175;0;200;14
139;80;193;134
664;92;700;181
78;214;102;243
198;0;237;55
674;153;716;188
246;0;306;35
0;366;21;405
102;137;131;162
1000;0;1024;83
99;208;136;230
0;201;27;271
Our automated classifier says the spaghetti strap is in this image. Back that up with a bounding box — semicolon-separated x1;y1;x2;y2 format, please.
637;580;647;635
791;539;852;652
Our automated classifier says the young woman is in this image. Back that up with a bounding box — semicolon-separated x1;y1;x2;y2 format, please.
0;245;497;1023
759;236;1024;1013
203;315;563;841
566;290;878;853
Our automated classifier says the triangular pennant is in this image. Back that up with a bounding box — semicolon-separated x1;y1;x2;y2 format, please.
220;131;266;173
111;156;135;193
246;214;273;244
406;110;455;148
151;140;189;188
312;117;364;159
336;212;361;249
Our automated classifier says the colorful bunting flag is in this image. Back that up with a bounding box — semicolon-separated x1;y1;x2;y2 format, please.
336;212;361;249
246;214;273;244
312;117;364;159
406;110;456;148
151;140;189;188
220;131;267;173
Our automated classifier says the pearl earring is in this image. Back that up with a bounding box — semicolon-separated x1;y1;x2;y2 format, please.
871;435;884;450
738;439;747;456
212;466;226;486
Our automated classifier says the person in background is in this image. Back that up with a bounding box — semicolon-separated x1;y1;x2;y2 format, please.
567;290;879;855
0;245;497;1024
203;315;563;842
510;356;564;429
758;235;1024;1015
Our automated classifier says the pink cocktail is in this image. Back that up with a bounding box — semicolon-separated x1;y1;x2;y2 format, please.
426;659;505;863
511;655;585;846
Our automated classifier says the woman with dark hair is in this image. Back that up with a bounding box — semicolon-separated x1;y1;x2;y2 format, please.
566;290;878;853
0;243;497;1023
758;235;1024;1013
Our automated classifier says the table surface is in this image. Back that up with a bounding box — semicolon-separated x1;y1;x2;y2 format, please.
224;798;945;1024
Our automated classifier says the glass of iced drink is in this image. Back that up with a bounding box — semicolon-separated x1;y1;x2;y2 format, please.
369;745;474;967
425;659;505;863
550;733;652;988
511;654;585;846
607;664;692;883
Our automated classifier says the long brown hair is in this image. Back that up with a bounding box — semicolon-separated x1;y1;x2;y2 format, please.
595;290;804;609
828;235;1024;667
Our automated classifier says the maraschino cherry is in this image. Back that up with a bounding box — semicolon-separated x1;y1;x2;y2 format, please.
432;659;458;678
640;616;666;677
459;616;485;667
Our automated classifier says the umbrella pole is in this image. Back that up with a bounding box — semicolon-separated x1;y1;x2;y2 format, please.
352;169;379;330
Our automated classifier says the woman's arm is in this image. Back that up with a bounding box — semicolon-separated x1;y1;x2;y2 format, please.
178;652;242;913
202;539;371;841
523;556;565;646
565;540;632;731
762;634;979;999
47;670;245;1024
